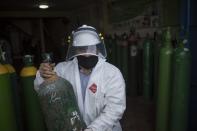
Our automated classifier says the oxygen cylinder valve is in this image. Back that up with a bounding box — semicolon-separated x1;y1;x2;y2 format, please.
41;53;56;81
42;53;53;64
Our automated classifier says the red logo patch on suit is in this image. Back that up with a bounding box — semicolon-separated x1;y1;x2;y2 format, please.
89;83;97;93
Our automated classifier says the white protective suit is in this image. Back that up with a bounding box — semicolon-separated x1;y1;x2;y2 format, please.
34;57;126;131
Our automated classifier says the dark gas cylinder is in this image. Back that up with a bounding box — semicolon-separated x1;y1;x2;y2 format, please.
121;34;129;92
153;32;162;101
111;36;116;65
116;35;122;70
128;42;139;96
104;35;113;63
128;28;139;96
143;37;154;100
37;53;86;131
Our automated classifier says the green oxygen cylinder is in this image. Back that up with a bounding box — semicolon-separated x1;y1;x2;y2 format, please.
37;53;86;131
170;39;191;131
0;48;17;131
156;28;173;131
20;55;45;131
1;52;23;131
143;36;154;100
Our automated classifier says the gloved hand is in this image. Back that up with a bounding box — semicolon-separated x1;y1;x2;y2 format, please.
39;63;56;79
84;128;93;131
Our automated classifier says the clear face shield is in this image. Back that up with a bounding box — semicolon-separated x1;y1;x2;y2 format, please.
66;42;107;60
66;25;107;60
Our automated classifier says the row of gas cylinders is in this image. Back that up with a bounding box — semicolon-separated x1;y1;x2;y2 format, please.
105;28;191;131
0;52;46;131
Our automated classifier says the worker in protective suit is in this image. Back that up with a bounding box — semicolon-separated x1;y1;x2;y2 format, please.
34;25;126;131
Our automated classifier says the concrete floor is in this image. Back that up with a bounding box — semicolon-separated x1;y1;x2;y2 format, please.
121;96;155;131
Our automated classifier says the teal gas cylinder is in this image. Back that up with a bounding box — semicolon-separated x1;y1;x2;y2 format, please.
170;39;191;131
143;37;154;100
20;55;45;131
156;28;173;131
